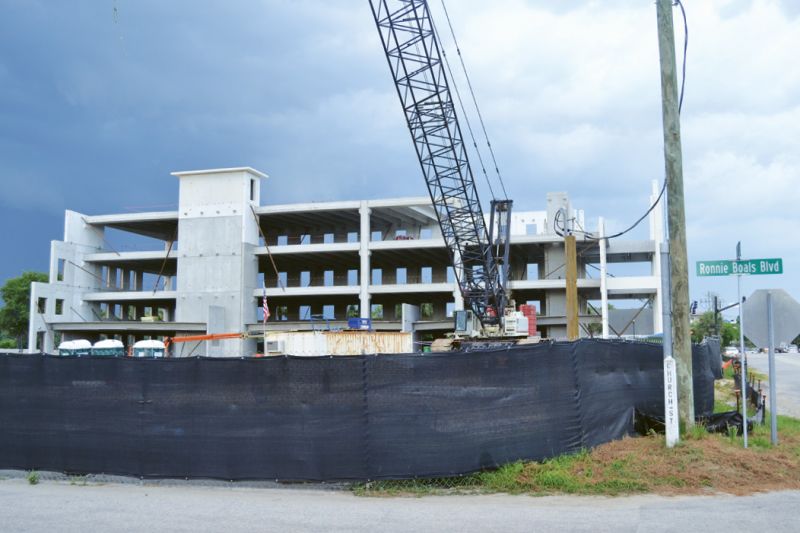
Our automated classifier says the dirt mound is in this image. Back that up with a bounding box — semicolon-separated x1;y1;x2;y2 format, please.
516;428;800;496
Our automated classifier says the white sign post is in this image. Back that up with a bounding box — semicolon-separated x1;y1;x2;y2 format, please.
736;243;748;448
660;249;679;447
663;355;679;447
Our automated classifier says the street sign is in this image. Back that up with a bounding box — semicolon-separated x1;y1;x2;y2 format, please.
663;356;679;448
742;289;800;349
696;258;783;277
696;260;733;276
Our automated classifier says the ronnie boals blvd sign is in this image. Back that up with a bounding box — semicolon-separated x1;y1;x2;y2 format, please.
696;258;783;277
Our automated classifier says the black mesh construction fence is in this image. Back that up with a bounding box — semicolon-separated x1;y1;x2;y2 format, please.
0;339;719;481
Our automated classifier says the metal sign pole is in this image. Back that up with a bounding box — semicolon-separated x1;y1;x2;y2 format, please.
767;291;778;444
661;248;679;447
737;242;748;448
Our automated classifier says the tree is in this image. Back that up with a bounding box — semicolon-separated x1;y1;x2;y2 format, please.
690;311;717;344
719;320;740;348
690;310;740;346
0;338;16;349
586;322;602;338
0;272;48;344
586;305;602;337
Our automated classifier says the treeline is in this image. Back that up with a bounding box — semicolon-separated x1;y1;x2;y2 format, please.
0;272;47;349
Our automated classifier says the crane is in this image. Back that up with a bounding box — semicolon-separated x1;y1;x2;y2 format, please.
368;0;513;334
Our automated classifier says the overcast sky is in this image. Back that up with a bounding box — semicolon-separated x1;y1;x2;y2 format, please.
1;0;798;314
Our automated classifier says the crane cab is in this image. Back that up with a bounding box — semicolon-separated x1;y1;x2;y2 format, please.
454;310;482;338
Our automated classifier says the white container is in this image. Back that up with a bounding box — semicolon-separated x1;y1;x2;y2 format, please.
132;340;166;358
91;339;125;357
58;339;92;357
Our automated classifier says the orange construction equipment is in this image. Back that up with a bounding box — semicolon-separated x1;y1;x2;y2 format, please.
164;332;244;350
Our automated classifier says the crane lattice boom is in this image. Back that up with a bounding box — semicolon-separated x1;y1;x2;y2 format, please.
368;0;508;325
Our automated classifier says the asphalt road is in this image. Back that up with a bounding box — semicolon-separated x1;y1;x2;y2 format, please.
1;478;798;533
745;351;800;418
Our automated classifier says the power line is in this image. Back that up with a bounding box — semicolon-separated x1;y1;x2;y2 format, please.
675;0;687;114
564;0;688;242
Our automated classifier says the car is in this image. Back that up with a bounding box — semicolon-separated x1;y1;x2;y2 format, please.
723;346;739;358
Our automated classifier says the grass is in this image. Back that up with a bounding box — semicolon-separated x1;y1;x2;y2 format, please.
355;383;800;498
69;475;88;486
27;471;39;485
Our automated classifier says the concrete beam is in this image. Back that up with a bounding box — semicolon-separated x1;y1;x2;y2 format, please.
257;243;360;255
257;286;359;298
82;291;178;302
51;321;205;333
84;211;179;226
369;283;454;295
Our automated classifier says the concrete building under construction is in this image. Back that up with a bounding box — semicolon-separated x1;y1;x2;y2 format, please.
28;167;665;356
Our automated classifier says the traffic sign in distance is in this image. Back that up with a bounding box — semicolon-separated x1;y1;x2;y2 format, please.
742;289;800;348
696;258;783;277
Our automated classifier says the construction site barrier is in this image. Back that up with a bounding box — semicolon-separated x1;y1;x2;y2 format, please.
0;339;719;481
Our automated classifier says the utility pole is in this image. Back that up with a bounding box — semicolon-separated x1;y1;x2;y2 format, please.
565;234;579;341
656;0;694;425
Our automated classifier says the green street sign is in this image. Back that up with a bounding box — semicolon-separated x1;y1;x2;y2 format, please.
696;258;783;277
696;260;733;276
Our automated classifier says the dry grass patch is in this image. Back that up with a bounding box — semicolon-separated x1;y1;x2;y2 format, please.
355;416;800;497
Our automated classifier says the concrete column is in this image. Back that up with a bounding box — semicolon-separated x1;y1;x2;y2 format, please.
171;167;266;356
544;243;565;280
650;180;665;334
451;248;465;312
27;286;39;353
510;257;524;281
599;217;609;338
401;303;420;350
452;286;464;312
106;268;118;290
43;330;55;353
134;272;144;291
359;202;371;319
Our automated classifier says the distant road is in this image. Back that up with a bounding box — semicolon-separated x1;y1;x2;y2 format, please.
1;478;798;532
746;351;800;418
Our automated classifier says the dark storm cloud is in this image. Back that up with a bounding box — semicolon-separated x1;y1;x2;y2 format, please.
0;0;798;307
0;0;423;282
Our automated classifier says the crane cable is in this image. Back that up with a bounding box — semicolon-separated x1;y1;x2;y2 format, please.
439;0;509;201
430;16;497;200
